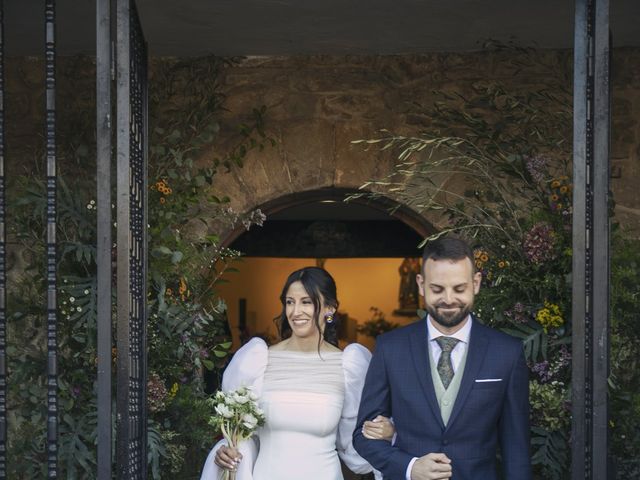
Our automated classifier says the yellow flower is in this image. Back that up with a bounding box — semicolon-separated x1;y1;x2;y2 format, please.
480;253;489;262
159;197;166;204
498;261;506;268
559;186;568;194
536;301;563;332
550;194;559;202
166;288;173;296
551;180;561;188
475;260;483;269
168;382;179;400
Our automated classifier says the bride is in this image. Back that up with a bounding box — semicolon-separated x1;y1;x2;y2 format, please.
200;266;394;480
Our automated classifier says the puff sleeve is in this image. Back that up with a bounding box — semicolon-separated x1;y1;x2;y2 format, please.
337;343;381;479
199;338;268;480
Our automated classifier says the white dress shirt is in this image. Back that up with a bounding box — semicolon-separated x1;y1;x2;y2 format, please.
405;315;473;480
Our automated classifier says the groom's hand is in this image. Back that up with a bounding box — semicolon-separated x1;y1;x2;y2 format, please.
410;453;452;480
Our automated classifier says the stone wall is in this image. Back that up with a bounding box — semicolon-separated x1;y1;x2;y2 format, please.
201;48;640;239
5;49;640;239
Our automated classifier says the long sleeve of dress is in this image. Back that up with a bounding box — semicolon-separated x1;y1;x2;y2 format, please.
337;343;380;478
199;338;269;480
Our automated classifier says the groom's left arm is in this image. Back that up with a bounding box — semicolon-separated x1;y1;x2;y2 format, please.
498;343;532;480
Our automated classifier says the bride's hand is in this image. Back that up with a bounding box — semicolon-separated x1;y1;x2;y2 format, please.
362;415;395;441
214;445;242;471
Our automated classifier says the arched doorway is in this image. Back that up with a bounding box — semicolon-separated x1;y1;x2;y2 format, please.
217;187;435;350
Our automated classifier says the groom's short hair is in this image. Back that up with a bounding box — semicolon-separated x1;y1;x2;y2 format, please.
422;236;475;271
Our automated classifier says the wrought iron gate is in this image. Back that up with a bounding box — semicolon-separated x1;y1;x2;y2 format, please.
0;0;148;478
114;0;149;477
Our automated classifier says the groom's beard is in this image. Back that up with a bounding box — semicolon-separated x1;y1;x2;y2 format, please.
426;301;472;329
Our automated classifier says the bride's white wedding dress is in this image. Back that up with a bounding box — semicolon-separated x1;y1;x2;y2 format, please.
199;337;378;480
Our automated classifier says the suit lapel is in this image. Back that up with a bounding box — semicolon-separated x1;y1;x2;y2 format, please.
409;319;445;431
445;319;489;431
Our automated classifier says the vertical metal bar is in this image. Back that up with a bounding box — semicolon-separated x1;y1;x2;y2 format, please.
591;0;610;477
571;2;589;478
116;0;148;477
44;0;58;477
96;0;113;478
115;0;132;476
140;10;149;477
0;1;6;477
572;0;610;479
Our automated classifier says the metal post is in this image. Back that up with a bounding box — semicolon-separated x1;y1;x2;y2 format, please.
96;0;113;478
0;1;6;476
572;0;610;479
591;0;610;477
44;0;58;477
115;0;132;475
571;2;589;477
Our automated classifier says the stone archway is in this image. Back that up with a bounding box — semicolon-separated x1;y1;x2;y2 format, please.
221;187;435;251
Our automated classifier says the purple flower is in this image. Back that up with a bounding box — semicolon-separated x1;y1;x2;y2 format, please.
504;302;528;324
72;386;81;398
532;361;552;383
523;222;557;264
558;345;572;367
525;155;547;184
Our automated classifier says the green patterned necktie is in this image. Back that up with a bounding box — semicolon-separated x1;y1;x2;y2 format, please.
435;336;461;389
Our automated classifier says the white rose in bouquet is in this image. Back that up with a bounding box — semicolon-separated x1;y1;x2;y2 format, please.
208;386;266;480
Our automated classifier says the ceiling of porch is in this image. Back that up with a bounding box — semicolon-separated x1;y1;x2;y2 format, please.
5;0;640;57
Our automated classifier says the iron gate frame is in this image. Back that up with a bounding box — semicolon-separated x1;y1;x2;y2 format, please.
114;0;149;478
571;0;611;479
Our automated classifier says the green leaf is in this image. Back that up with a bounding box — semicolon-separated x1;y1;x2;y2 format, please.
171;250;184;264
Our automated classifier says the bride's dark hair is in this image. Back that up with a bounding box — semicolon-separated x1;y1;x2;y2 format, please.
275;266;340;348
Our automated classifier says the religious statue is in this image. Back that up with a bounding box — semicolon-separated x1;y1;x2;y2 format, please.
393;257;421;316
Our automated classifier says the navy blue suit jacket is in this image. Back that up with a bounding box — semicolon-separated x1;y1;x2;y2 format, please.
353;317;531;480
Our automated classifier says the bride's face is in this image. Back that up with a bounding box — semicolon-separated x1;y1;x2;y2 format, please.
285;281;333;339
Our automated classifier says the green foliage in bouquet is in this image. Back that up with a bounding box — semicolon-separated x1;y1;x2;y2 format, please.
7;56;272;479
351;44;640;478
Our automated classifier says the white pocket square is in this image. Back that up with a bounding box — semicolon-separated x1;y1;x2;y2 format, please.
475;378;502;382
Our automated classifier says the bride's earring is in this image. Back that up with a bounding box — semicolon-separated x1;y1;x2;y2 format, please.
324;312;334;324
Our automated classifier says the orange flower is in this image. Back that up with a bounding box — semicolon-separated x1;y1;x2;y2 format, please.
498;261;506;268
551;180;561;188
159;197;166;204
480;253;489;262
551;194;559;202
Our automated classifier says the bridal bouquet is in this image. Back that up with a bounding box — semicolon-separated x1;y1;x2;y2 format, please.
208;386;266;480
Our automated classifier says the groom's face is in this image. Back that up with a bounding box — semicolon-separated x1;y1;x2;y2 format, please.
417;257;482;333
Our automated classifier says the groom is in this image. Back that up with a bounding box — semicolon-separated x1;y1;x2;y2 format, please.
353;237;531;480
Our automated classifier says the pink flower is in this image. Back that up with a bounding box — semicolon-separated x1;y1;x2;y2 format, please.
523;222;557;264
